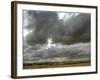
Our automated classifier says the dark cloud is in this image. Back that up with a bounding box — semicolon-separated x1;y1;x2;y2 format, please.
23;10;91;45
62;13;91;44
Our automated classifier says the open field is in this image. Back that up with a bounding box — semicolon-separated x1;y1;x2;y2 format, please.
23;58;90;69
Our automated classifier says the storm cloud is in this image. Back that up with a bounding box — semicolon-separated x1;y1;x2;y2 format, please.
23;10;91;45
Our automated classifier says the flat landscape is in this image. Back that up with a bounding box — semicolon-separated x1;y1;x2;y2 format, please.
23;42;90;69
23;58;90;69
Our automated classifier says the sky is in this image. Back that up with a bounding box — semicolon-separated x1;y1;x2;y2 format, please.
23;10;91;45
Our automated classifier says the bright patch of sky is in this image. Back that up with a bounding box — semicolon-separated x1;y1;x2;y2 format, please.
23;29;29;37
58;13;80;20
23;11;29;27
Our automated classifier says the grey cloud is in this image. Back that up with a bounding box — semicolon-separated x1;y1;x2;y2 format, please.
24;43;90;63
23;10;91;45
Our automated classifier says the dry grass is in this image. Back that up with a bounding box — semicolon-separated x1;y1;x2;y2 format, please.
23;59;90;69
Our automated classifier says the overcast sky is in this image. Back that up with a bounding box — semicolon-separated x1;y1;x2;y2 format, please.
23;10;91;45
